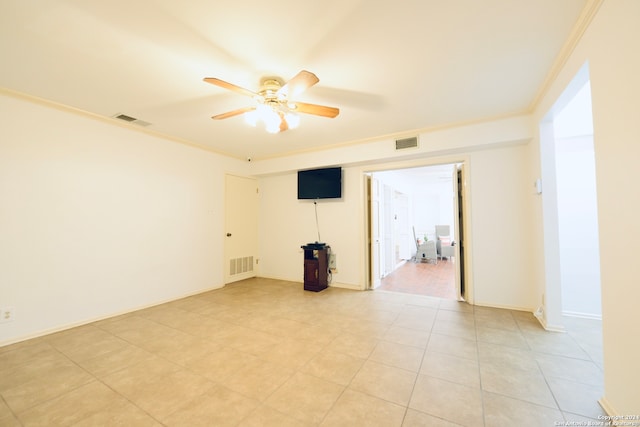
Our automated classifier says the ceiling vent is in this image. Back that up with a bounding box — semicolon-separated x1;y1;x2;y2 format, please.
112;113;151;127
395;136;418;150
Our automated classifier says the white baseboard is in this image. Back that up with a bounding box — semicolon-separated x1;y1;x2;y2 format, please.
256;275;363;291
329;281;363;291
252;274;299;283
473;301;534;313
563;310;602;320
598;396;617;417
534;310;566;333
0;283;225;348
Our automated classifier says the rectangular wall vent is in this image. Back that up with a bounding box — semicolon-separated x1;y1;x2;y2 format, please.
395;136;419;150
229;256;254;276
114;113;136;122
112;113;152;127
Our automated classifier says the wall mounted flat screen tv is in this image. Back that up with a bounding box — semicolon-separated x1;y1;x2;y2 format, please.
297;167;342;200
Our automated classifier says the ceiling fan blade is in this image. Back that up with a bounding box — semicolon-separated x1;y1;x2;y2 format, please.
293;102;340;118
204;78;258;98
278;70;319;99
212;106;256;120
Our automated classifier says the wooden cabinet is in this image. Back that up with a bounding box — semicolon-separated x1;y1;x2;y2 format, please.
302;245;328;292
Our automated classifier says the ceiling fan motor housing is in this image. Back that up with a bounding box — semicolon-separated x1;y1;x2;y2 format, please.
260;78;284;97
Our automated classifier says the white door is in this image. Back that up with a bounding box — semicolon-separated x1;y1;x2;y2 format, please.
224;174;259;284
382;184;395;276
370;176;382;288
453;164;467;300
395;192;411;261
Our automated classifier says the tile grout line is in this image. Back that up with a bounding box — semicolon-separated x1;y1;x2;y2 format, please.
399;297;438;426
473;305;489;427
0;390;22;426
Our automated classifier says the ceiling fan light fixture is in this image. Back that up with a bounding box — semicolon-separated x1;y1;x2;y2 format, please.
261;106;281;133
243;103;296;133
244;109;259;127
285;112;300;129
265;119;281;134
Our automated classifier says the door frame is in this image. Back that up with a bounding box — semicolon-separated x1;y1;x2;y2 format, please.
362;156;474;303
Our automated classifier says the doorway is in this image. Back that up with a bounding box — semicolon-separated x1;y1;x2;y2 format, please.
540;63;602;330
366;163;466;300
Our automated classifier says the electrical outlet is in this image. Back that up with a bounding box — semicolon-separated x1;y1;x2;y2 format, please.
329;253;337;270
0;306;14;323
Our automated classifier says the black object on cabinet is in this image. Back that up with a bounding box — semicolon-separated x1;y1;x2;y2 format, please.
301;244;329;292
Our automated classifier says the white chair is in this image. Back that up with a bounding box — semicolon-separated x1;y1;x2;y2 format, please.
435;225;454;260
416;240;437;263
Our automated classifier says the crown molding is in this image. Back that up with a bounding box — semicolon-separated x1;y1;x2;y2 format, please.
528;0;604;112
0;87;243;160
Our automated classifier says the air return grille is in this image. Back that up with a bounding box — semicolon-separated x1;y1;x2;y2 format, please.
395;136;419;150
112;113;151;127
229;256;254;276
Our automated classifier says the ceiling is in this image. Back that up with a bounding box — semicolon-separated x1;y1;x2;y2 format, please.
0;0;587;160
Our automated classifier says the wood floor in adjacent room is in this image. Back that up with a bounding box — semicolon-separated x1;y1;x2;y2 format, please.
378;258;457;299
0;278;604;426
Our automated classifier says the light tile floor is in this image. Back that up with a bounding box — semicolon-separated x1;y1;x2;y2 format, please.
0;278;606;426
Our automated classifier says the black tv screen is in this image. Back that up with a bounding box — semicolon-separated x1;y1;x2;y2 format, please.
297;167;342;200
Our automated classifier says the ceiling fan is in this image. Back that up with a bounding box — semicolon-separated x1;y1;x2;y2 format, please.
203;70;339;133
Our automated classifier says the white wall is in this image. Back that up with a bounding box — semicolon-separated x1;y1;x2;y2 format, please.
387;170;454;264
530;0;640;415
373;168;455;243
0;94;536;345
556;135;601;318
466;145;534;309
258;167;362;288
256;118;535;310
0;92;248;345
411;181;454;242
552;81;601;319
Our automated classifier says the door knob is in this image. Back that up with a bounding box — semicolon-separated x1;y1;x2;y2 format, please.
226;233;232;237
